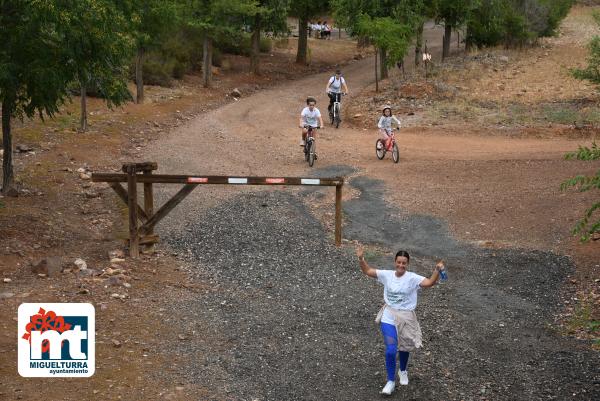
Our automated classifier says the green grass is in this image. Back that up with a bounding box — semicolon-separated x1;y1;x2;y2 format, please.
564;298;600;348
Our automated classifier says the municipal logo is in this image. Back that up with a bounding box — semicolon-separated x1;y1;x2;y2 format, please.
18;303;95;377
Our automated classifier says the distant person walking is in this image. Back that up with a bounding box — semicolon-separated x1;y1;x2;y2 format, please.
356;246;446;396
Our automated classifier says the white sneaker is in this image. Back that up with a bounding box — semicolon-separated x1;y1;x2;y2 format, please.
300;140;305;146
398;370;409;385
381;381;395;395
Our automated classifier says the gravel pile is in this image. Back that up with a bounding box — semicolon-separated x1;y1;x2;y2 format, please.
163;176;599;400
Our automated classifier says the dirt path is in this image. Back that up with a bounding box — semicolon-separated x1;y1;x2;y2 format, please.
141;22;600;401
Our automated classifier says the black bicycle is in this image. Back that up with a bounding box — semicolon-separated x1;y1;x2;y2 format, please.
328;93;345;129
303;125;320;167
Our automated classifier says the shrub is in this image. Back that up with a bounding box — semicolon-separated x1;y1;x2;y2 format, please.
142;59;173;87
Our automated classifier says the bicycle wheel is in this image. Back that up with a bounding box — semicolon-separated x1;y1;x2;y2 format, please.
392;142;399;163
376;139;385;160
308;140;316;167
334;104;340;128
304;139;310;161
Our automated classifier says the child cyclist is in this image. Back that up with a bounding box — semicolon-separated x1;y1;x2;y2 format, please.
377;105;401;150
299;97;324;146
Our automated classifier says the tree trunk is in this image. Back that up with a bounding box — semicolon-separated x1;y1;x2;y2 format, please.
135;47;144;104
1;99;14;195
379;47;388;79
465;23;474;52
251;14;261;75
415;22;424;67
203;35;213;88
296;16;308;65
375;48;379;93
80;83;87;132
443;24;452;60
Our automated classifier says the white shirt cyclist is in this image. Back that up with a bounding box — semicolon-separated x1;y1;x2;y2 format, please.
327;76;346;94
301;107;321;128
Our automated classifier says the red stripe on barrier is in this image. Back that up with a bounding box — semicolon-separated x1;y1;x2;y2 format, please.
187;177;208;183
265;178;285;184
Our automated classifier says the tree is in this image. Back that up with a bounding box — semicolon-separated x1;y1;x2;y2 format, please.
356;14;412;84
561;143;600;242
394;0;433;66
0;1;133;194
289;0;329;65
131;0;178;103
249;0;289;75
66;0;133;131
188;0;260;87
333;0;413;78
434;0;473;60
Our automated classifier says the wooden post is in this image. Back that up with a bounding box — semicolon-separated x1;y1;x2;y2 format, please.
143;169;154;252
126;165;139;258
335;184;343;246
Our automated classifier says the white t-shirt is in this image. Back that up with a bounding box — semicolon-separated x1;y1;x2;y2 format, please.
301;107;321;128
376;270;425;325
327;76;346;93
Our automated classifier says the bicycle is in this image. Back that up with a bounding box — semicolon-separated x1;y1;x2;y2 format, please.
328;92;345;129
303;125;320;167
376;128;399;163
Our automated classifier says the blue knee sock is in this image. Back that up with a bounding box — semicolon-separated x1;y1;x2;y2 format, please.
380;323;398;381
399;351;410;372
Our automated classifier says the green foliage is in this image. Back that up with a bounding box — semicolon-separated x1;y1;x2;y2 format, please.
571;18;600;87
561;143;600;241
68;0;134;106
467;0;574;49
216;33;272;55
356;14;412;67
131;0;179;51
142;58;175;86
569;10;600;88
435;0;473;27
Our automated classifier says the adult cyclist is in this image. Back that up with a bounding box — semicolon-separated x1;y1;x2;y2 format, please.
325;69;349;117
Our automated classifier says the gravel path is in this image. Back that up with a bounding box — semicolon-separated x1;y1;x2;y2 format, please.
162;172;600;400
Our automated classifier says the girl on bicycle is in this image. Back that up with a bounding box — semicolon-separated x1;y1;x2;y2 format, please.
377;105;401;150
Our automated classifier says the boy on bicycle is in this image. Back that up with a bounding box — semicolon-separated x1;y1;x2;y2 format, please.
325;69;349;115
299;97;324;146
377;105;401;149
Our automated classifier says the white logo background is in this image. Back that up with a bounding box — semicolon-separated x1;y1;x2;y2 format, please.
18;303;95;377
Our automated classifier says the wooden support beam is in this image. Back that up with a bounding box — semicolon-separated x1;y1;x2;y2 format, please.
139;184;198;235
126;165;139;258
143;169;155;252
121;162;157;173
108;182;148;221
126;234;160;246
335;184;343;246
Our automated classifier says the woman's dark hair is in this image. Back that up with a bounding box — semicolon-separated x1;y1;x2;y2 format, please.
306;97;317;105
395;250;410;262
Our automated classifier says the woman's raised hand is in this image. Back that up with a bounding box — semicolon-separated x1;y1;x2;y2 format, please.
356;246;364;259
